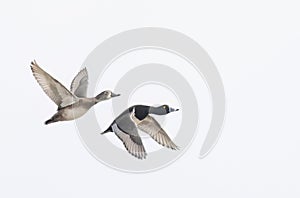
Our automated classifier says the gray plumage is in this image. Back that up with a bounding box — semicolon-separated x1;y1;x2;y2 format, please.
30;60;120;125
101;105;179;159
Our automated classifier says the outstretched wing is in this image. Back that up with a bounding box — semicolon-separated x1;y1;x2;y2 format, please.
70;68;88;97
113;112;147;159
30;60;78;108
136;115;179;150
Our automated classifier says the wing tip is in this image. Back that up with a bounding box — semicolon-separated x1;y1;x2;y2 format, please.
171;142;180;150
166;143;180;150
173;145;180;150
80;67;88;75
30;59;37;66
128;147;148;160
132;152;147;160
30;60;40;72
122;141;147;160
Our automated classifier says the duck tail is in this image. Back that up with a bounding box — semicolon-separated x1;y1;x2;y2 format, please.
101;126;112;135
45;114;61;125
45;118;55;125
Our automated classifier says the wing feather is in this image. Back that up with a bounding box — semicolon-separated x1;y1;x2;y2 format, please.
30;60;77;108
136;115;179;150
70;68;88;97
112;123;147;159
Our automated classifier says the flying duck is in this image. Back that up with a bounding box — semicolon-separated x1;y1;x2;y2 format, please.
30;60;120;125
101;105;180;159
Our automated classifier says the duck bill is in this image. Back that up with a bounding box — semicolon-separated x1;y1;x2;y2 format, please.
111;93;121;98
169;107;179;112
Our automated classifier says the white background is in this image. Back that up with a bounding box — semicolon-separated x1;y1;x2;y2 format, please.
1;0;300;197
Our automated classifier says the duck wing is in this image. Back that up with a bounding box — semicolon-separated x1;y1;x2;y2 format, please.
136;115;179;150
113;112;147;159
70;67;88;97
30;60;78;109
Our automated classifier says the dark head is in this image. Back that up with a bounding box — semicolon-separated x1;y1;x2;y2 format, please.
149;104;179;115
95;90;120;103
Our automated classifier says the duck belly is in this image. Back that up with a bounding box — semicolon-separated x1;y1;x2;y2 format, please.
61;107;89;120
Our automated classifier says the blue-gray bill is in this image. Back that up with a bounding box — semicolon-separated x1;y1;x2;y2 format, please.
111;93;121;97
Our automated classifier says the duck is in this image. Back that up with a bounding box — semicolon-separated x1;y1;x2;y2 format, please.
30;60;120;125
101;105;180;159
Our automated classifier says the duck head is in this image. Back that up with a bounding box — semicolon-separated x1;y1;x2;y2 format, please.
149;105;179;115
95;90;120;103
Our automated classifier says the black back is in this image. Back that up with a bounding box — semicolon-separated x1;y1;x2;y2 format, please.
105;105;150;134
132;105;150;120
